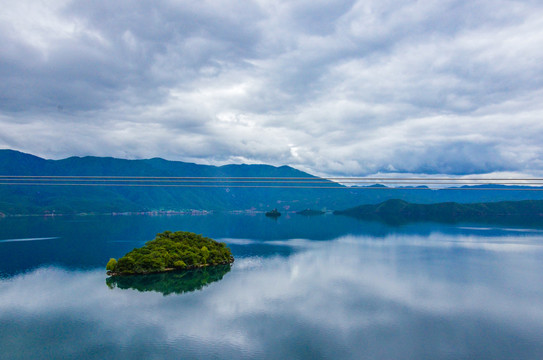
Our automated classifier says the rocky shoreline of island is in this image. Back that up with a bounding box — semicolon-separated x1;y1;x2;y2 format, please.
106;258;234;277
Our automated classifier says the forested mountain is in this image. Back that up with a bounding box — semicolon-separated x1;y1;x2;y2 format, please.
335;199;543;224
1;149;543;215
0;149;337;214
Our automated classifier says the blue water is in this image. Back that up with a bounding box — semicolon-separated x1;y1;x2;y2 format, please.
1;213;543;359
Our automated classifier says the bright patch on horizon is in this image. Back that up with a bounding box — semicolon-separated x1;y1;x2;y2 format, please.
0;237;59;243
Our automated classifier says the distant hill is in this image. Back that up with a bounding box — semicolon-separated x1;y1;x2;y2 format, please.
334;199;543;224
2;149;543;215
0;149;339;214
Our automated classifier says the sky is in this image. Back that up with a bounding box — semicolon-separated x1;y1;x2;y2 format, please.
1;0;543;177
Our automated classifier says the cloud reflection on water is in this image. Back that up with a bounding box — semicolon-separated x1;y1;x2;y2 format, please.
1;234;543;359
0;237;59;243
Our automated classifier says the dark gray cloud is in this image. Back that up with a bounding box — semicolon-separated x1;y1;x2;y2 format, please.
1;0;543;176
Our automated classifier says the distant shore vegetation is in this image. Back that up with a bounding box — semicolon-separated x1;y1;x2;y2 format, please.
297;209;325;216
106;231;234;275
334;199;543;223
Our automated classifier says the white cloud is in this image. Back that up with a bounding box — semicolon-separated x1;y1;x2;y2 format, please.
1;0;543;176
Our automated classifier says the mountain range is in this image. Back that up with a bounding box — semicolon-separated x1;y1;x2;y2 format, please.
1;149;543;215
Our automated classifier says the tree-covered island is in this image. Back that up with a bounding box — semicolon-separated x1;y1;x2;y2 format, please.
265;208;281;217
106;231;234;276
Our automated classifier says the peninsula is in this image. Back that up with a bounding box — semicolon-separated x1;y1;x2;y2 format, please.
334;199;543;223
106;231;234;276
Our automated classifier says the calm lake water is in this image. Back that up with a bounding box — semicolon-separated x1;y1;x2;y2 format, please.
1;213;543;359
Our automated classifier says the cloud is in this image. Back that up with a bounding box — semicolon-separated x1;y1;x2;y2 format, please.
1;0;543;176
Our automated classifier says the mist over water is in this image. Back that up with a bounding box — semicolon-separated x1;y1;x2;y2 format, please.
1;214;543;359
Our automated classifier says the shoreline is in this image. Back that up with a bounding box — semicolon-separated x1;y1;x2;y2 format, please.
0;209;283;217
106;258;235;277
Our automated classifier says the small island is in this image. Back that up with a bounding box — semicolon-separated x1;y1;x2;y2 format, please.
106;231;234;276
265;208;281;217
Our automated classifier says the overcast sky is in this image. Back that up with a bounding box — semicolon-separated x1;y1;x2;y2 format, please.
1;0;543;177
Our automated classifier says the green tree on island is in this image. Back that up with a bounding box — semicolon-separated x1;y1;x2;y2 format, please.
106;231;234;275
106;258;117;271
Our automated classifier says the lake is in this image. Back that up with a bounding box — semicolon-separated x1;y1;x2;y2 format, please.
1;213;543;359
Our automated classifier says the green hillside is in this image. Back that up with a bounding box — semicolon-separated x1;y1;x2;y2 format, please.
335;199;543;223
2;149;543;215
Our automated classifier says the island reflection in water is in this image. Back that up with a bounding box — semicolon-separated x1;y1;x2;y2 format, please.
2;233;543;359
106;264;231;296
